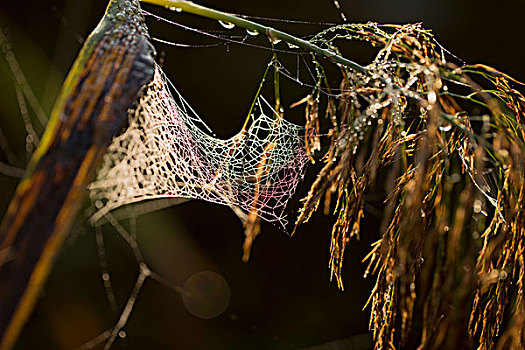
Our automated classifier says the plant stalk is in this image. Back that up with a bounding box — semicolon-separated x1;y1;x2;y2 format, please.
140;0;368;74
0;1;155;349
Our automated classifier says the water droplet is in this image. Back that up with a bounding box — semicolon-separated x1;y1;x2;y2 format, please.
118;331;126;338
473;200;483;213
246;28;259;36
219;20;235;29
439;124;452;132
427;91;437;104
270;37;281;45
115;12;126;22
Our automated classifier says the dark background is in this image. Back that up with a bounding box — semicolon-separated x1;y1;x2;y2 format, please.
0;0;524;349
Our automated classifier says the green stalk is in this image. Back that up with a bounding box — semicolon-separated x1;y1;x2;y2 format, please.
140;0;368;74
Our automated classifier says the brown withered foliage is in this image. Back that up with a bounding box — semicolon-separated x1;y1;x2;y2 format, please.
293;23;525;349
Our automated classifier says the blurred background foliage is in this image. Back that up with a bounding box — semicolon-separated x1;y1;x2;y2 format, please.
0;0;524;349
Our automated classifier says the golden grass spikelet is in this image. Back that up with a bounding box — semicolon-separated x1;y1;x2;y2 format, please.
294;22;525;349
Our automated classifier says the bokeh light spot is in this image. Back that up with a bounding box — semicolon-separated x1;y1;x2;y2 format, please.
182;271;231;319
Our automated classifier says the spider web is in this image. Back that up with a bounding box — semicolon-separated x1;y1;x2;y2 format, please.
0;10;340;349
89;65;309;232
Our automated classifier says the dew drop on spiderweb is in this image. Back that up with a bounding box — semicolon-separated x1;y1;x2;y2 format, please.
219;20;235;29
90;66;309;231
246;28;259;36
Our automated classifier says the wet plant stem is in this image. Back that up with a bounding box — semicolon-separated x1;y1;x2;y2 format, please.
140;0;426;104
140;0;368;74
